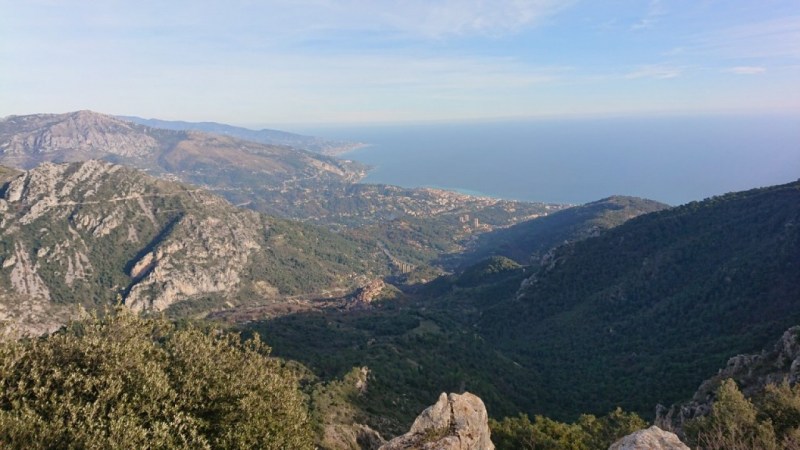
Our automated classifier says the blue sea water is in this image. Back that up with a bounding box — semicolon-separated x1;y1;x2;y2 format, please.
296;114;800;206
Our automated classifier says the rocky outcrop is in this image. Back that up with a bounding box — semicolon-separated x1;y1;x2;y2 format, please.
609;426;689;450
352;279;386;305
380;392;494;450
321;424;385;450
657;326;800;432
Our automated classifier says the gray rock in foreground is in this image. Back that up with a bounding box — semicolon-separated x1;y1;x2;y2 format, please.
380;392;494;450
609;426;689;450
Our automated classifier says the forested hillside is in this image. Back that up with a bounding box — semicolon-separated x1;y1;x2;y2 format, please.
250;180;800;436
456;196;668;267
482;180;800;418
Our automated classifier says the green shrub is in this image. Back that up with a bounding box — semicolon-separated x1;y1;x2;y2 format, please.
0;310;314;449
490;407;646;450
685;379;788;450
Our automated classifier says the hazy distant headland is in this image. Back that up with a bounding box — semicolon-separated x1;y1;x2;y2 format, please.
296;113;800;206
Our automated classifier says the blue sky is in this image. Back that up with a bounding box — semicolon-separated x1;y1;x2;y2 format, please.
2;0;799;125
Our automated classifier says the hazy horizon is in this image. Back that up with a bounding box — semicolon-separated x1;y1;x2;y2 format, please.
298;113;800;206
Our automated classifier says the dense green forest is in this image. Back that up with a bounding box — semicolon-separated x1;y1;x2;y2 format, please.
249;180;800;436
481;181;800;418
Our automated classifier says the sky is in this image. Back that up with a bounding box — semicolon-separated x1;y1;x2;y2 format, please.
2;0;800;125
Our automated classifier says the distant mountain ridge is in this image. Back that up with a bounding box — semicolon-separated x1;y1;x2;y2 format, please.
0;111;571;272
0;111;369;216
0;111;562;232
119;115;366;156
455;195;669;267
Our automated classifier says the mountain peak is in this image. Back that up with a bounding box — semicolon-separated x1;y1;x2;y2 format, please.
0;111;160;166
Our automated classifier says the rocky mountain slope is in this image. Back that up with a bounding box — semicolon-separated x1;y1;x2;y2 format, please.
0;111;567;271
0;160;385;337
120;115;366;156
0;111;366;211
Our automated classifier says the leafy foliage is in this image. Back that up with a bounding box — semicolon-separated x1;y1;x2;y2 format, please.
0;311;314;449
683;379;800;450
490;408;646;450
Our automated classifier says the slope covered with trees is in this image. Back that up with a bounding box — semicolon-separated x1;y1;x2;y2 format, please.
456;196;668;267
481;180;800;418
249;180;800;436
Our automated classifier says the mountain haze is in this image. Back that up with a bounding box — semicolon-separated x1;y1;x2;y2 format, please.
120;115;366;156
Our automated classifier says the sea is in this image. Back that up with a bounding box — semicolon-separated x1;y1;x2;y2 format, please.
293;114;800;206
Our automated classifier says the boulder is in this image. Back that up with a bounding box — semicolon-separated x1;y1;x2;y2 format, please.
609;426;689;450
380;392;494;450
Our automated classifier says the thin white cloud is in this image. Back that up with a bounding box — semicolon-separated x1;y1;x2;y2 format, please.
662;47;684;57
625;64;682;79
694;16;800;59
381;0;575;37
274;0;575;39
631;0;665;31
724;66;767;75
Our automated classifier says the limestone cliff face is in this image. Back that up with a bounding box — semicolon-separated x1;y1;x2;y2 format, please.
380;392;494;450
0;111;159;165
0;160;378;334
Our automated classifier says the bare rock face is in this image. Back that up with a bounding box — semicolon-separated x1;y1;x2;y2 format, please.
353;279;386;305
609;426;689;450
380;392;494;450
0;111;159;167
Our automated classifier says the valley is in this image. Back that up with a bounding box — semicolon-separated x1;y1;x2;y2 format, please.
0;111;797;450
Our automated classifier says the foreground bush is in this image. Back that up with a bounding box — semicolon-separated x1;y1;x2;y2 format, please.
490;407;646;450
0;311;313;449
686;378;800;450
